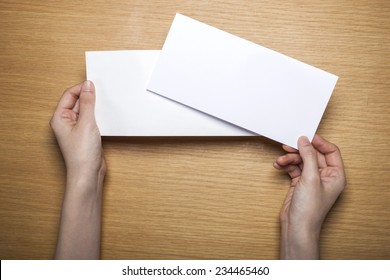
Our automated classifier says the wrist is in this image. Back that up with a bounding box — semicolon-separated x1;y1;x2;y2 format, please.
280;223;320;259
59;168;104;237
66;162;106;179
63;166;106;209
65;156;106;180
66;162;105;187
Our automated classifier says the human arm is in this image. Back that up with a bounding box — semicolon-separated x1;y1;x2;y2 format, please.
50;81;106;259
273;135;346;259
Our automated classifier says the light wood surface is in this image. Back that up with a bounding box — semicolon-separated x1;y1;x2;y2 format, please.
0;0;389;259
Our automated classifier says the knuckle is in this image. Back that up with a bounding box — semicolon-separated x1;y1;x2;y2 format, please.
49;116;56;129
340;176;347;192
49;114;62;134
80;91;94;104
335;145;342;156
302;145;317;159
330;142;342;156
306;147;316;157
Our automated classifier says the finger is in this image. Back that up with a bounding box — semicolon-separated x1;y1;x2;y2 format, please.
317;152;327;169
312;134;344;168
78;80;96;124
298;136;320;182
273;162;302;179
55;82;83;112
276;153;302;167
282;144;298;153
72;99;80;115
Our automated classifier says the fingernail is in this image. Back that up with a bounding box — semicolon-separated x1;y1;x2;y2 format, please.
82;80;93;92
298;136;310;146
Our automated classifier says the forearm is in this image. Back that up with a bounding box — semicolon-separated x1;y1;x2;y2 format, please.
280;223;320;260
55;169;105;259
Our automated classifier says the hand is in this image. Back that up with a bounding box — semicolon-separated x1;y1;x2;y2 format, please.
51;81;105;259
50;80;105;178
274;134;346;259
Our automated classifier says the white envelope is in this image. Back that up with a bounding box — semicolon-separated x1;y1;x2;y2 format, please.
86;50;253;136
147;14;338;148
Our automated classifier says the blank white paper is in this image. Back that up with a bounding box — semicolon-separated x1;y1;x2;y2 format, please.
85;50;252;136
147;14;338;148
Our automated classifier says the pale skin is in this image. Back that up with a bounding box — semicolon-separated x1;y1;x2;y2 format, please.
274;135;346;259
51;81;346;259
50;81;106;259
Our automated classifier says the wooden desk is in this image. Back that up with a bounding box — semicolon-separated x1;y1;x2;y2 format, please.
0;0;389;259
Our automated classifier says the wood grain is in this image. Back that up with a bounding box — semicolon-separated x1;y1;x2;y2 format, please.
0;0;389;259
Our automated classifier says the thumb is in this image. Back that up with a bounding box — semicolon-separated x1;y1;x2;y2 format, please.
78;80;96;123
298;136;320;184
